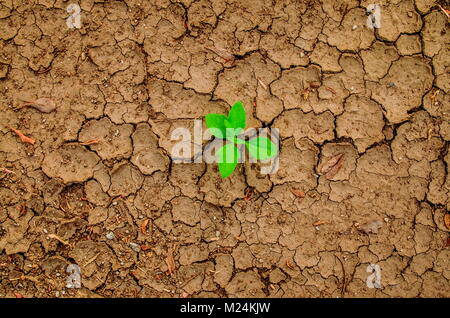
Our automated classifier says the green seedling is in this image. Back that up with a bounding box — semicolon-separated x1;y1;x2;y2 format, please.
205;101;278;178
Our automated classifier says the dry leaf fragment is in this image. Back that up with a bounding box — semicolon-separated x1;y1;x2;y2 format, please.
325;86;336;95
79;139;99;145
165;247;176;275
308;81;321;89
7;126;35;144
358;220;383;234
325;158;345;179
1;167;14;174
14;293;24;298
320;153;344;174
444;214;450;230
48;234;70;246
17;98;56;113
320;153;345;179
140;219;149;234
438;4;450;18
313;220;327;226
204;46;235;63
257;78;268;90
302;87;310;100
286;260;294;270
290;188;305;198
140;244;153;251
244;188;253;201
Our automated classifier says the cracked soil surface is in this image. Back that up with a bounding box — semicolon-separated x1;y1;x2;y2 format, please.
0;0;449;298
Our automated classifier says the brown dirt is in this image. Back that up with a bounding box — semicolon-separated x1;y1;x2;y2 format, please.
0;0;449;298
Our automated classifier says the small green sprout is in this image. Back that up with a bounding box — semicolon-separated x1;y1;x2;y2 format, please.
205;101;278;178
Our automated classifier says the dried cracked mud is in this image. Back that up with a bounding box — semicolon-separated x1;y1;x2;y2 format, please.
0;0;449;298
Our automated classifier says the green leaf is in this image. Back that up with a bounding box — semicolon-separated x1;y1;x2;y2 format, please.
246;137;278;161
205;113;227;139
217;143;240;178
225;101;246;130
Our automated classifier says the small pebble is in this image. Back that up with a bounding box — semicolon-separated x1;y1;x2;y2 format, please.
387;82;395;88
352;25;357;30
129;242;141;253
106;231;115;240
55;291;60;297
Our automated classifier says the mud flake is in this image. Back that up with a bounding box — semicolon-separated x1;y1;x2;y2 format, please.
69;241;119;290
225;271;265;297
271;66;321;111
131;123;169;175
198;165;247;207
42;144;100;184
422;11;449;57
148;79;226;119
360;42;399;81
88;207;108;225
79;118;133;160
171;196;201;226
336;95;385;152
178;244;209;265
274;109;335;144
368;56;434;124
213;254;234;288
310;41;342;72
322;8;374;51
260;34;309;68
270;138;318;186
108;163;144;197
396;34;422;56
376;0;422;42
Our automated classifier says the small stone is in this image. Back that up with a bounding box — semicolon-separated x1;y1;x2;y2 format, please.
55;291;60;297
106;231;115;240
352;25;357;30
387;82;395;88
129;242;141;253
